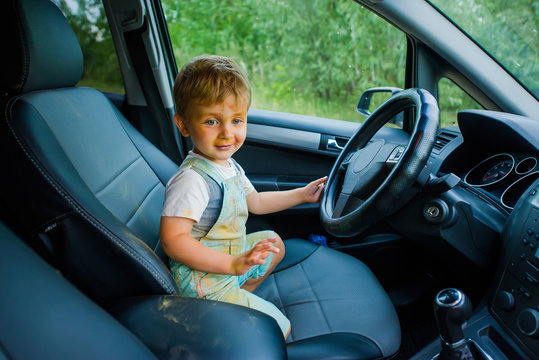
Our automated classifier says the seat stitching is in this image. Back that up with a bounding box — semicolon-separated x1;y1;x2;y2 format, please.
14;0;30;94
279;298;340;307
274;245;318;272
286;332;384;356
5;99;177;294
271;273;286;311
300;261;332;333
272;272;293;341
94;156;142;195
125;181;161;227
114;108;174;185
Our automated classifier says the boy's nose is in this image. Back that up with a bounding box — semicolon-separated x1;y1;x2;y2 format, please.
220;123;233;137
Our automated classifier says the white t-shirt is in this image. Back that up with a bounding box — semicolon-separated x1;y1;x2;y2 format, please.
162;152;255;222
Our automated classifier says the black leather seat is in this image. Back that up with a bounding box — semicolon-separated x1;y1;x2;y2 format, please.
0;222;157;360
0;0;400;358
0;220;287;359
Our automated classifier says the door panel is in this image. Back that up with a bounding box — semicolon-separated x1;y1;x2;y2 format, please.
239;108;409;192
238;110;356;198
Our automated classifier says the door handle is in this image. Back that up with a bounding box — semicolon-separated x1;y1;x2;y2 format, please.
327;138;344;151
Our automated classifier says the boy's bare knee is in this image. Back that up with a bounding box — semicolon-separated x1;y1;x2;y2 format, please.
273;232;285;262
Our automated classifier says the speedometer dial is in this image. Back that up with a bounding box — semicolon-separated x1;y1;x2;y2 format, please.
464;153;515;187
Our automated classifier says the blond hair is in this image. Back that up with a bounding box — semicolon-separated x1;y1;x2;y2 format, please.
173;55;251;119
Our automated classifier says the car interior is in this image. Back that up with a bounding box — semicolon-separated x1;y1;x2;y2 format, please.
0;0;538;359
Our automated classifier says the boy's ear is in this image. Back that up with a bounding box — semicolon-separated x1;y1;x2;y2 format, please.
174;114;190;137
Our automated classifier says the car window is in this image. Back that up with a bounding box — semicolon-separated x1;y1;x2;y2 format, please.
162;0;405;123
428;0;538;100
53;0;124;94
438;78;483;127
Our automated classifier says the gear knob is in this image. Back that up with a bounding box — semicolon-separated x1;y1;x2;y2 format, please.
434;288;472;344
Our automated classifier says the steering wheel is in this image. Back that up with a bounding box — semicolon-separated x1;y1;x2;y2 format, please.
320;88;439;237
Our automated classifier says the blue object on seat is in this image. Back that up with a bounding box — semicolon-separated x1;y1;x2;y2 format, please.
308;233;328;246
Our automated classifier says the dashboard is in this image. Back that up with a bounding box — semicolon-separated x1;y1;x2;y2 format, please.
406;109;539;359
440;110;539;212
388;110;539;271
492;179;539;359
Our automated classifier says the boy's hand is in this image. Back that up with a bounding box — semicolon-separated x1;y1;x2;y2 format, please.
302;176;327;203
231;238;280;275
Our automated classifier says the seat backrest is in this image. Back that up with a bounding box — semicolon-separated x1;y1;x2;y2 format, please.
0;221;158;359
0;0;179;302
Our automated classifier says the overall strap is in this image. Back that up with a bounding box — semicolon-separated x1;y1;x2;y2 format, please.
228;158;243;175
178;157;232;237
179;157;226;185
190;167;223;237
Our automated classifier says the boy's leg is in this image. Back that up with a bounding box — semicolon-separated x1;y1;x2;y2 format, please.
238;288;291;339
211;276;291;339
241;232;285;293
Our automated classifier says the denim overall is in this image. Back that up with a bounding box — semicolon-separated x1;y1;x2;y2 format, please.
169;156;290;336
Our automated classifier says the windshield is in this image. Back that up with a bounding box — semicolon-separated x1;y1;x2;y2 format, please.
429;0;538;99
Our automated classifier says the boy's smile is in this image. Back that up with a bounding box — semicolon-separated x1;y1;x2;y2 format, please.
175;95;248;167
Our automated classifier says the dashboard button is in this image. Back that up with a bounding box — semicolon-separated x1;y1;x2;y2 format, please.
525;273;538;286
519;287;532;298
496;291;515;311
518;308;539;338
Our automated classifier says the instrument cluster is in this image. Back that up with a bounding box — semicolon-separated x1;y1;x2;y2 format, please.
464;153;538;210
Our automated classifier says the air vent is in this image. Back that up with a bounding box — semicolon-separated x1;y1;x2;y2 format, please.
433;131;458;153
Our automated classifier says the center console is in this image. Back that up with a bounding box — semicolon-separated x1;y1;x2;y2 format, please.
491;179;539;359
412;178;539;360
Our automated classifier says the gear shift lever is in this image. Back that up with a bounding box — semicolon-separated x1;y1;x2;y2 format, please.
434;288;472;343
434;288;474;360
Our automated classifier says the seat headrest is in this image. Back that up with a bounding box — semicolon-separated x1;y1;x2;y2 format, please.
1;0;83;95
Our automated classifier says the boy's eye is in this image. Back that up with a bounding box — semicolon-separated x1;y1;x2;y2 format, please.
232;118;243;125
205;119;218;126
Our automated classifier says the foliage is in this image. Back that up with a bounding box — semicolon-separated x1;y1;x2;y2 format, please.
55;0;536;127
431;0;538;97
431;0;538;126
163;0;405;123
438;78;483;127
54;0;124;93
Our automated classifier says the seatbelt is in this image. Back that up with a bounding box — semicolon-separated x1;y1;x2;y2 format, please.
124;20;183;163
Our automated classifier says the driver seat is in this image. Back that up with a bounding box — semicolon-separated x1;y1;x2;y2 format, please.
0;0;400;358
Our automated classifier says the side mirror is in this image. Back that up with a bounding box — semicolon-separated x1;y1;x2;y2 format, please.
357;87;403;127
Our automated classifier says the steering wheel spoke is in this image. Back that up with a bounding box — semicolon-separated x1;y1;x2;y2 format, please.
338;150;356;171
333;193;366;218
332;193;350;218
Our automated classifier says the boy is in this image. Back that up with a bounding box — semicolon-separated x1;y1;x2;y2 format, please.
160;55;327;338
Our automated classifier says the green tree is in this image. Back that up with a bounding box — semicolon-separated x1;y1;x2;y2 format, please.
55;0;124;93
163;0;405;122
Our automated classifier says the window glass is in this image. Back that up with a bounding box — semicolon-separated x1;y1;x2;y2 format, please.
429;0;538;99
163;0;405;122
438;77;483;127
53;0;124;93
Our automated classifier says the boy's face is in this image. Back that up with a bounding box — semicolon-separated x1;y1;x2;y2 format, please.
174;94;248;166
